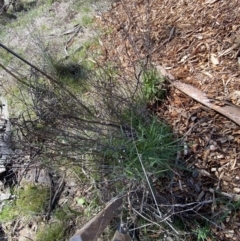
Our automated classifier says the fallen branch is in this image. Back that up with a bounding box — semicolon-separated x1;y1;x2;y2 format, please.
156;65;240;126
70;196;123;241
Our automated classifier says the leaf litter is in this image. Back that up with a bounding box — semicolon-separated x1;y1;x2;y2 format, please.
97;0;240;240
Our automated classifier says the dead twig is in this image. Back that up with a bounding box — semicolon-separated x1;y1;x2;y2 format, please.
156;65;240;126
45;175;65;220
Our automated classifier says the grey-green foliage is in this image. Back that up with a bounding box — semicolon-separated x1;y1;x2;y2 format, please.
142;69;166;101
196;226;212;241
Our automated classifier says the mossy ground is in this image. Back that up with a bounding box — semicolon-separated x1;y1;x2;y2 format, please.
0;184;50;222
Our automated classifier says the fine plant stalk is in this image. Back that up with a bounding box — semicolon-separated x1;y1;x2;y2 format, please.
134;144;179;234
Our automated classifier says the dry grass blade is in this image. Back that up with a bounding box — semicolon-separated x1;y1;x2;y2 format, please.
134;143;179;235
